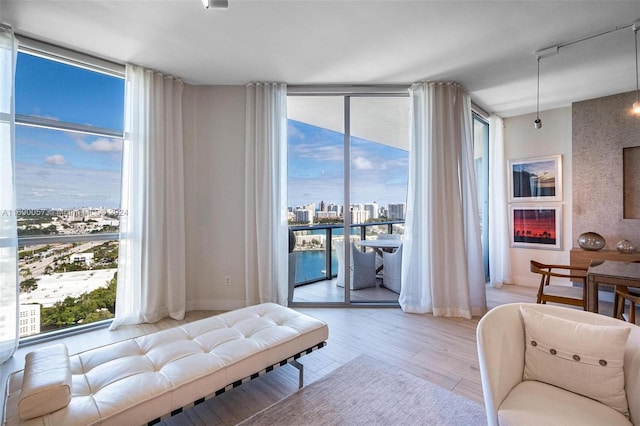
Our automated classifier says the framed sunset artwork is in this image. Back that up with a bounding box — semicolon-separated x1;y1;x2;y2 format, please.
509;204;562;250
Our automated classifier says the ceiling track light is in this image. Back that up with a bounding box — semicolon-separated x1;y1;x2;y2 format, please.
202;0;228;9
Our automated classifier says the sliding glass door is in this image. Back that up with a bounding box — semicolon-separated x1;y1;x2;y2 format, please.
287;90;409;305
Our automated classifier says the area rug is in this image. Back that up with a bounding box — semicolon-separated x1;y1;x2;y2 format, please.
238;355;486;425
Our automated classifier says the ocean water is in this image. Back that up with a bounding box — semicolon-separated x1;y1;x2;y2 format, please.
294;250;337;283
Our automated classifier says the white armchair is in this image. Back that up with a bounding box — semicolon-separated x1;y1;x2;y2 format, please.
334;239;377;290
477;303;640;426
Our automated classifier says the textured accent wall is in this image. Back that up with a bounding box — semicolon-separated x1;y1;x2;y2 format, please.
572;91;640;250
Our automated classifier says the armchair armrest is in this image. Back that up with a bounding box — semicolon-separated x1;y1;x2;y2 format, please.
476;304;527;426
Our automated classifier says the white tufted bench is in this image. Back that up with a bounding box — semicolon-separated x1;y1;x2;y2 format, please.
2;303;328;426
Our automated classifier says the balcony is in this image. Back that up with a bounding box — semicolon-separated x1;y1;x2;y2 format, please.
289;221;404;304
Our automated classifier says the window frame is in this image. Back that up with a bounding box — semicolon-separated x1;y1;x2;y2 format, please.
14;39;125;345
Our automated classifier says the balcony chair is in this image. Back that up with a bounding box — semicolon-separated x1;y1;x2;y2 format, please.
477;303;639;426
530;260;588;310
334;239;377;290
382;243;402;294
375;233;401;273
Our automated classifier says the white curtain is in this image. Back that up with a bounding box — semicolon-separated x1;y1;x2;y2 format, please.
244;83;288;306
110;65;186;330
488;114;512;287
400;82;487;318
0;24;18;363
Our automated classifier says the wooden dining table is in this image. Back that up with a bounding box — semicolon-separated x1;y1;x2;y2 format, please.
586;259;640;313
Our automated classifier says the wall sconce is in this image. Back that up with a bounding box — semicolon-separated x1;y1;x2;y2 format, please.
202;0;228;9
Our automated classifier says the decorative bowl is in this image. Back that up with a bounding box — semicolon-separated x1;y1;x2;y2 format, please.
577;232;605;251
616;239;636;254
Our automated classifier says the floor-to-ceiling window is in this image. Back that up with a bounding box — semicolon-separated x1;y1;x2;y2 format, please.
14;43;124;340
287;89;409;305
473;114;490;282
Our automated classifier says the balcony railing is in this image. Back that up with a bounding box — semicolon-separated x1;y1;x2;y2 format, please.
289;220;404;286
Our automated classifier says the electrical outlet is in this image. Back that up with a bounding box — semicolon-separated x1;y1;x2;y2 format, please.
224;276;232;286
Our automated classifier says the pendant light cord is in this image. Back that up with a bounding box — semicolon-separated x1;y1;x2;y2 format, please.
536;57;541;119
635;26;639;103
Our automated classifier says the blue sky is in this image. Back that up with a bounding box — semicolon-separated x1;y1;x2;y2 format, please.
15;53;124;209
288;120;408;208
15;53;408;210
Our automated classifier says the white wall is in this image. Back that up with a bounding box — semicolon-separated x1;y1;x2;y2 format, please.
183;85;248;310
180;86;572;301
503;107;572;286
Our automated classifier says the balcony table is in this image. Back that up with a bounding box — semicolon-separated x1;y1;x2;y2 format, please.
586;259;640;313
357;239;402;274
357;239;401;254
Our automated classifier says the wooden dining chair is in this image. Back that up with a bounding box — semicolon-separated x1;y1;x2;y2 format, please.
614;286;640;324
613;260;640;324
530;260;588;310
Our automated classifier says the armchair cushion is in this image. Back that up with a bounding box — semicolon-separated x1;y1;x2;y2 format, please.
520;306;631;416
499;381;632;426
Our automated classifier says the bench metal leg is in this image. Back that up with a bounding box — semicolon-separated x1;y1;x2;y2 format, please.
291;359;304;389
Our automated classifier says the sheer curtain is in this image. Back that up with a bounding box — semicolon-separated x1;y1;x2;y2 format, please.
0;24;18;363
244;83;288;306
110;65;186;330
400;82;487;318
488;114;512;288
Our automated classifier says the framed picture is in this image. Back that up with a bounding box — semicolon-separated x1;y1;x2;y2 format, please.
508;155;562;202
509;204;562;250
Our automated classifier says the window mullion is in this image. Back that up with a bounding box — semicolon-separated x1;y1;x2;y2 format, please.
16;114;123;138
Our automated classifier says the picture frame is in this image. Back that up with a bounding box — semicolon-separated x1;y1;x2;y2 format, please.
509;204;562;250
508;155;562;202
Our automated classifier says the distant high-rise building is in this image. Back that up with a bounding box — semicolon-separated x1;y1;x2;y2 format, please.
293;203;315;224
19;304;40;338
320;200;326;212
388;203;406;220
327;203;341;215
350;204;369;224
364;202;378;220
316;211;338;220
294;208;313;224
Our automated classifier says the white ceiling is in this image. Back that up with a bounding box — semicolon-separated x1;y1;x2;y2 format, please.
3;0;640;117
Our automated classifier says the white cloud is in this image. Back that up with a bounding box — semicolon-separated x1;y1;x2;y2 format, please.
45;154;67;165
15;162;121;209
352;156;375;170
287;123;306;141
75;137;123;153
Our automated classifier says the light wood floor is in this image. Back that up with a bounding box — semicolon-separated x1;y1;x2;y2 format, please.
0;285;628;425
292;276;400;303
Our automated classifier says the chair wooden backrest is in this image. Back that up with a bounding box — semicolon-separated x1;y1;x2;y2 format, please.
530;260;588;310
614;259;640;324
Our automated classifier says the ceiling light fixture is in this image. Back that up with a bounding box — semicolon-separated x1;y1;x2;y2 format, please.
534;56;542;129
532;46;557;130
202;0;228;9
633;23;640;114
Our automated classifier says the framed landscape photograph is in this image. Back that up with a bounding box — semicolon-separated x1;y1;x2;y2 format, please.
509;204;562;250
508;155;562;202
